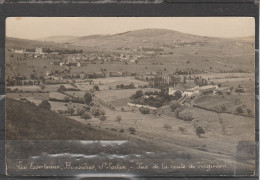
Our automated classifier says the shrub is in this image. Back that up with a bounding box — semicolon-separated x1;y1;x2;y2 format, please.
39;100;51;110
220;104;227;112
119;129;124;133
83;91;92;105
99;115;106;125
115;116;122;123
179;111;193;121
139;107;150;114
93;85;99;91
170;100;181;112
236;106;243;114
81;112;91;120
175;108;183;118
235;88;245;93
131;90;143;100
128;127;136;135
121;107;125;112
178;127;185;134
91;107;104;117
57;85;66;93
195;126;205;138
163;124;172;130
247;108;252;115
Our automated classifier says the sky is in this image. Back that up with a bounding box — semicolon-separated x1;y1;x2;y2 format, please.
6;17;255;40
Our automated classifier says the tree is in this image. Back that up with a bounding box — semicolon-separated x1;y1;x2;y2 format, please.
81;112;91;120
128;127;136;135
57;85;66;93
139;107;150;114
163;124;172;130
93;85;99;91
131;90;143;100
178;127;185;134
115;116;122;123
179;110;193;121
195;126;205;138
170;100;181;112
83;91;92;105
39;100;51;110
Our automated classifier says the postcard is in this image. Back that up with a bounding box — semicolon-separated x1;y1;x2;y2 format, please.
5;17;256;177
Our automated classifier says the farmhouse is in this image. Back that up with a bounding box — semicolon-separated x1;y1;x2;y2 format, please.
198;85;218;94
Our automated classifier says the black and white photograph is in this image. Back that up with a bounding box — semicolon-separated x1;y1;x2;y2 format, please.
5;17;256;176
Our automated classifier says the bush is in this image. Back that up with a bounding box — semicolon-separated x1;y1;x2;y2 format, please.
179;110;193;121
235;88;245;93
163;124;172;130
83;91;92;105
247;108;252;116
139;107;150;114
220;104;227;112
178;127;185;134
131;90;143;100
121;107;125;112
195;126;205;138
39;100;51;110
57;85;66;93
93;85;99;91
99;115;106;125
115;116;122;123
170;100;181;112
236;106;243;114
81;112;91;120
128;127;136;135
119;129;124;133
91;107;105;117
175;108;183;118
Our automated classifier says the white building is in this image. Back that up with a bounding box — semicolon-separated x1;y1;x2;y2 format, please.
35;47;43;55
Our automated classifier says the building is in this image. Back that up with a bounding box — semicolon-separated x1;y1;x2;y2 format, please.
35;47;43;55
198;85;218;94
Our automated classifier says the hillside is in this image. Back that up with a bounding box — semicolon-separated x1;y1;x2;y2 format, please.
37;35;80;43
6;98;127;140
5;37;83;50
6;28;255;72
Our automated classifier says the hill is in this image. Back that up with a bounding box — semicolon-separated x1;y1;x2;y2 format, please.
6;28;255;72
37;35;80;43
5;37;83;50
6;98;127;140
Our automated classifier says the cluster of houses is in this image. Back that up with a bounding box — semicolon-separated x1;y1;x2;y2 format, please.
9;47;59;58
169;85;230;97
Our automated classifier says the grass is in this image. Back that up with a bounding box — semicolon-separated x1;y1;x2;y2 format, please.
6;98;127;140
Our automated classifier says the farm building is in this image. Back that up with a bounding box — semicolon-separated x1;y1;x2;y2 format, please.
198;85;218;94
